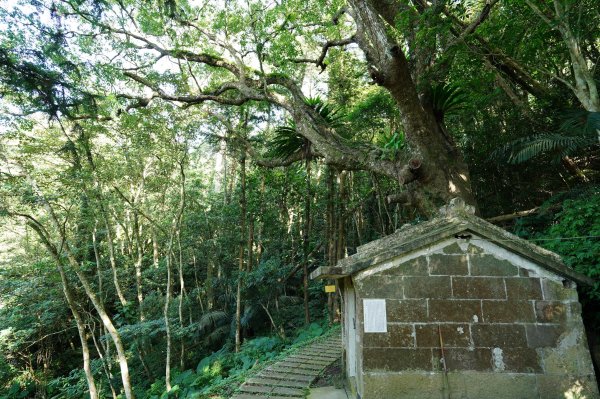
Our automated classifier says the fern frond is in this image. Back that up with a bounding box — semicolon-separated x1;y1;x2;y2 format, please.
204;324;230;345
198;310;228;332
504;134;595;164
560;110;600;136
430;83;468;115
278;295;302;305
267;123;305;159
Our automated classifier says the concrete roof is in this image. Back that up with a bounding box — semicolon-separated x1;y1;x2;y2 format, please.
311;199;594;286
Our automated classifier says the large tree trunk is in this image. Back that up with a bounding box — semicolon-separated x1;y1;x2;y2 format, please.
349;0;476;214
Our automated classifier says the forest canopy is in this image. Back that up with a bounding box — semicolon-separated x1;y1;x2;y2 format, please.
0;0;599;398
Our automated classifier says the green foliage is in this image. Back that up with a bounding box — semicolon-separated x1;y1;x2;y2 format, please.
303;97;344;129
561;110;600;136
498;133;596;164
1;0;600;396
427;83;469;118
380;129;406;160
492;110;599;164
534;193;600;297
292;322;324;345
269;124;305;159
514;187;600;324
268;97;344;159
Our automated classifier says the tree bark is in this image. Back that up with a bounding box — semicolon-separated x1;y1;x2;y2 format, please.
24;175;135;399
29;224;99;399
302;157;311;325
235;153;247;353
349;0;476;215
133;212;145;320
164;158;187;391
164;250;173;391
177;232;186;369
247;217;254;272
101;210;128;308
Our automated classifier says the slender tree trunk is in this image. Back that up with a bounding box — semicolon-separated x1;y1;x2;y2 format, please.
90;323;118;399
101;211;128;308
61;274;98;399
525;0;599;116
92;225;103;300
247;217;254;272
177;232;186;369
152;229;159;269
164;251;173;391
206;258;214;310
235;153;247;353
137;347;153;381
120;210;133;258
69;256;134;399
42;250;99;399
193;253;204;315
25;177;135;399
326;168;335;324
133;213;145;320
302;157;311;325
256;174;265;265
165;159;187;391
336;171;347;261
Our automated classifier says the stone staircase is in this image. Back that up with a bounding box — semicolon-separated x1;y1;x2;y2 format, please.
231;332;342;399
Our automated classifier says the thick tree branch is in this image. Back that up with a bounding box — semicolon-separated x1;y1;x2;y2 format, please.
440;7;548;98
123;71;258;106
445;0;500;49
486;208;539;223
292;35;356;71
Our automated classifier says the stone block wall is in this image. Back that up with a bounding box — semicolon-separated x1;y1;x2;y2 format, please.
352;241;599;399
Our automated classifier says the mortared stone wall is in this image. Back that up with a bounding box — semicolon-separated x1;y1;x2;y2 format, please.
351;241;599;399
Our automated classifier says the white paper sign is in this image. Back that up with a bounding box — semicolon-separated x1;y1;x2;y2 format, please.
363;299;387;333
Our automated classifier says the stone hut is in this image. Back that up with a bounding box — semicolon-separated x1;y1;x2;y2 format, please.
311;199;599;399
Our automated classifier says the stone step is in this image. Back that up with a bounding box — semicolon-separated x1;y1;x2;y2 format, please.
298;352;342;359
238;384;304;397
312;349;339;353
271;386;305;396
288;354;339;363
289;353;337;360
246;377;307;388
312;342;339;348
232;395;300;399
267;364;321;376
285;356;332;366
257;371;315;383
239;384;272;394
233;332;342;398
278;361;324;370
